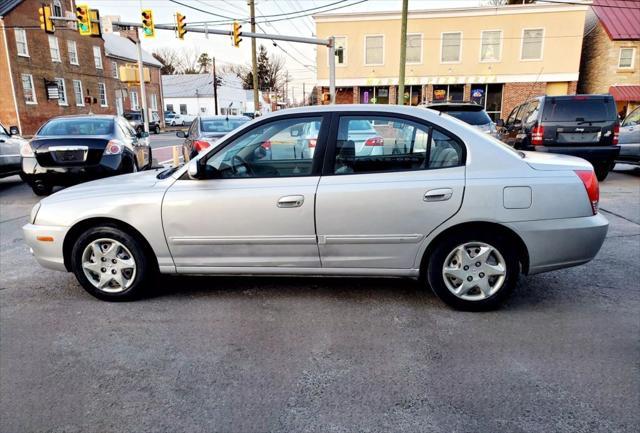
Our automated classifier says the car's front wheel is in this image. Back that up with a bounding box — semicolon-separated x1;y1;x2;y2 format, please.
31;181;53;196
427;232;519;311
71;226;153;301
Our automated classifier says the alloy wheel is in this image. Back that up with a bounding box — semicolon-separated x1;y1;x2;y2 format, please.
81;238;137;293
442;242;506;301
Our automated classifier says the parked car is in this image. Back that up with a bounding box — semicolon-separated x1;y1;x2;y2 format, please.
498;94;620;180
164;111;176;125
123;111;161;134
23;105;608;311
0;123;26;178
617;105;640;165
179;115;250;160
422;102;498;138
168;113;195;127
20;115;152;196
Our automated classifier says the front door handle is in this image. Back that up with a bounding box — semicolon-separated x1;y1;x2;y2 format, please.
424;188;453;202
278;195;304;208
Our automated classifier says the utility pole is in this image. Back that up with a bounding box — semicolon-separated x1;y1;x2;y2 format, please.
212;57;219;115
249;0;259;114
397;0;409;105
302;83;306;106
135;28;149;133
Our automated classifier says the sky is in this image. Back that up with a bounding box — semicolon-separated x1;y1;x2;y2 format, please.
90;0;484;102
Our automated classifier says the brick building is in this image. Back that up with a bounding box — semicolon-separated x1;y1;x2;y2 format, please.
103;32;163;122
314;3;587;120
0;0;117;135
579;0;639;117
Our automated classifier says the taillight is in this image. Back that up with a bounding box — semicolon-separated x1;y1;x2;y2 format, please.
365;136;384;146
613;123;619;145
307;138;317;148
531;124;544;146
193;140;210;153
575;170;599;215
104;140;123;155
261;139;271;150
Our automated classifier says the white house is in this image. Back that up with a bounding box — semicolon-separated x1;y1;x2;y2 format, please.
162;74;249;116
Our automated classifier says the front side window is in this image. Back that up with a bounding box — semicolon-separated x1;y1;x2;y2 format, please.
93;46;103;69
98;83;107;107
67;40;78;65
481;30;501;62
73;80;84;106
205;117;323;179
406;34;422;64
521;28;544;60
365;35;383;65
333;116;462;175
618;48;635;68
48;35;60;62
55;78;67;105
21;74;36;104
15;29;28;56
622;107;640;126
441;32;462;63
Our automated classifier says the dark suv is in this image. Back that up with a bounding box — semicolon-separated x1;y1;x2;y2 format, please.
498;95;620;180
123;111;161;135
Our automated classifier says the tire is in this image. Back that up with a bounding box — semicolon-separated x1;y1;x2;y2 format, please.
147;148;153;169
70;225;154;301
426;230;519;311
594;163;610;181
31;181;53;196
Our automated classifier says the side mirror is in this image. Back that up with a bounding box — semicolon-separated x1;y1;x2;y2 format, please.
187;159;200;179
176;130;186;138
9;126;19;136
495;119;504;128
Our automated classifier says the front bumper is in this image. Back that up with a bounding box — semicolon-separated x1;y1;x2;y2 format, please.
21;155;124;187
23;223;70;272
506;213;609;275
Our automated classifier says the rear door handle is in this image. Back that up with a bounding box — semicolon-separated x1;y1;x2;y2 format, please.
424;188;453;202
278;195;304;208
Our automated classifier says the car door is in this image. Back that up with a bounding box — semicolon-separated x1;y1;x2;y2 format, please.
500;104;523;147
620;107;640;159
315;113;465;270
162;114;329;270
0;126;21;174
118;118;149;168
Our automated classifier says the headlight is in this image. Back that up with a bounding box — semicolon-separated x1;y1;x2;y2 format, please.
104;140;123;155
29;202;41;224
20;141;34;157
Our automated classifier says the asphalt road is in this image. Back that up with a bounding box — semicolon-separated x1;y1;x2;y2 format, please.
1;165;639;433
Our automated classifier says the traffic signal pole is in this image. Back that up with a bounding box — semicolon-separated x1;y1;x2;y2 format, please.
135;29;149;134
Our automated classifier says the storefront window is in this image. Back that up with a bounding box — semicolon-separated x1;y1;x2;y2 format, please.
470;83;503;121
432;84;464;102
360;86;390;104
399;85;422;106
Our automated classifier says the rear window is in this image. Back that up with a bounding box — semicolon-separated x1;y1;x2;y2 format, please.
201;118;248;133
542;98;615;122
38;118;114;136
442;110;492;125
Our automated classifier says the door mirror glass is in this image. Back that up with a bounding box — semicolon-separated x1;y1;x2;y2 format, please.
9;126;19;135
136;130;149;139
176;130;186;138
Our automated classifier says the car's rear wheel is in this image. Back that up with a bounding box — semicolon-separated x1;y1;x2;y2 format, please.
427;232;519;311
71;226;153;301
594;162;610;181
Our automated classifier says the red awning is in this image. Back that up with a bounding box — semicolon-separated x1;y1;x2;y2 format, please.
609;85;640;102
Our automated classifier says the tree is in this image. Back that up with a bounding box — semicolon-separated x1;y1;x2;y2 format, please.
198;53;212;73
233;45;287;92
153;48;180;75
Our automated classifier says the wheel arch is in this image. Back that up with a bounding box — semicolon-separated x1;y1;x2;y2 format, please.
63;217;159;272
419;221;530;279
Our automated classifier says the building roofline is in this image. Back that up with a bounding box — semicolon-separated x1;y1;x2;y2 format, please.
314;3;589;22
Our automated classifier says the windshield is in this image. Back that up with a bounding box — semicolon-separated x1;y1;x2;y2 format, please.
201;118;248;133
542;98;615;122
442;110;492;125
38;118;114;136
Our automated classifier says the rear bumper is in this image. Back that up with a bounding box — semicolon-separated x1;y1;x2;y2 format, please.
22;223;70;272
529;145;620;163
21;155;124;186
505;213;609;275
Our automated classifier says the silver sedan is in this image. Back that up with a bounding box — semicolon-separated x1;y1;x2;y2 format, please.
23;105;608;310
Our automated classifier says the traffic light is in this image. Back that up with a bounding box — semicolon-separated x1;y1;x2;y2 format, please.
39;4;55;34
141;9;155;38
176;13;187;40
76;4;90;35
232;21;242;48
89;9;102;37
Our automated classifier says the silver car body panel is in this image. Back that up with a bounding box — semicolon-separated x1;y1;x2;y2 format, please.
24;104;608;279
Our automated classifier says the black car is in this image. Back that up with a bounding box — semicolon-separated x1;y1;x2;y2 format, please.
178;115;250;160
422;102;498;138
498;94;620;180
21;115;152;196
123;111;161;134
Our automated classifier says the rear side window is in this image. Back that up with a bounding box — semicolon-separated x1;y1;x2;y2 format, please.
333;116;463;175
542;98;615;122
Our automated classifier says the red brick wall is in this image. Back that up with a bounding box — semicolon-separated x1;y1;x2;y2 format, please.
0;21;19;128
1;0;117;135
501;82;547;119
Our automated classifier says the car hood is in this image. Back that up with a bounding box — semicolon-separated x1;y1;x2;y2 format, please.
523;151;594;171
41;169;167;204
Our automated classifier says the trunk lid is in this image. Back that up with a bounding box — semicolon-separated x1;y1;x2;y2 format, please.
31;136;109;167
523;150;594;171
